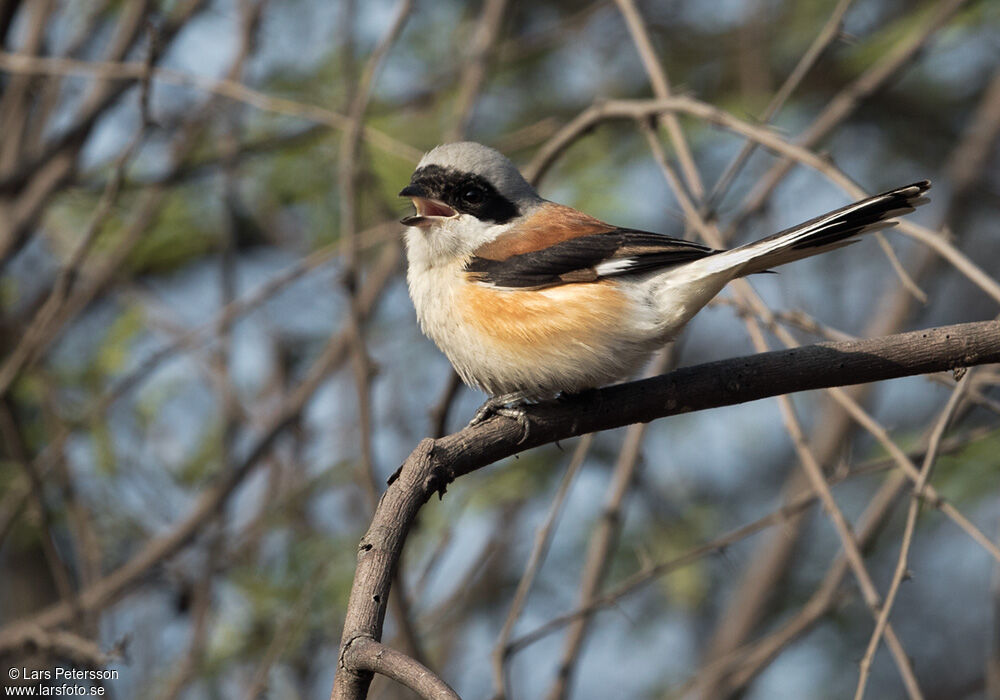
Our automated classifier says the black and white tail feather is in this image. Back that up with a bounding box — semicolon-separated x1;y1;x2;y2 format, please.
645;180;931;342
728;180;931;276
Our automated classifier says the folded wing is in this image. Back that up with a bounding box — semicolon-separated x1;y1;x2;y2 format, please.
466;226;716;289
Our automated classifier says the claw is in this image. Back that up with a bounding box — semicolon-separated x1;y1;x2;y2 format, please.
496;406;531;444
467;392;533;443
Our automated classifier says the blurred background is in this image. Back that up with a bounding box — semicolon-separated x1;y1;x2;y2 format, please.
0;0;999;698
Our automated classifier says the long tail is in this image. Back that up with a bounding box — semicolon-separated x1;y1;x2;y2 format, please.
730;181;931;276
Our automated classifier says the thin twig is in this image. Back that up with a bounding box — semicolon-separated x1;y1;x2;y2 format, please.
685;470;909;695
503;424;997;658
725;0;970;237
493;434;592;700
613;0;703;200
854;372;972;700
447;0;508;141
775;372;922;699
545;350;674;700
643;120;920;697
703;0;855;214
0;51;422;164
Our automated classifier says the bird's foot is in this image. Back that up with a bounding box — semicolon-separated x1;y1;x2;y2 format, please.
468;392;533;443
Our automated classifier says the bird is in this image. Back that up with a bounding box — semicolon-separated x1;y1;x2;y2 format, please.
398;141;929;427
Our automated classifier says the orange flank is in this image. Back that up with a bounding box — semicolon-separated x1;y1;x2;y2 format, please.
458;277;629;353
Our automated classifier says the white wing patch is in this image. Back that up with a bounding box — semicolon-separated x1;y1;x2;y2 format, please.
595;258;636;276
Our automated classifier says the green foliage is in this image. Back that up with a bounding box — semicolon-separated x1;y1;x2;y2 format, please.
205;532;358;669
601;502;719;612
645;505;718;609
840;3;940;76
245;131;341;247
8;375;49;454
90;418;117;476
125;189;217;274
930;428;1000;505
45;186;216;276
0;274;17;309
96;304;146;377
175;420;224;485
466;447;565;511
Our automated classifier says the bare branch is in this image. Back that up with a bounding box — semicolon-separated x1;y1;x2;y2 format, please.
340;637;461;700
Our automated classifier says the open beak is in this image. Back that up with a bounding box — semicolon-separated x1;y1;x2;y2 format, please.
399;184;457;227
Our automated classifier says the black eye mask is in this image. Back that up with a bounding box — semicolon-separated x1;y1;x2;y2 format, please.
401;165;520;224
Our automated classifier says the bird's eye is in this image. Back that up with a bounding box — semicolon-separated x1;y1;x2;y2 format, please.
461;187;485;204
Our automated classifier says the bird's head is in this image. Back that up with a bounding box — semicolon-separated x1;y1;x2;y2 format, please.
399;142;542;263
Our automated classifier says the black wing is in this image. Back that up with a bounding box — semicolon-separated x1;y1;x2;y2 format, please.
465;229;718;289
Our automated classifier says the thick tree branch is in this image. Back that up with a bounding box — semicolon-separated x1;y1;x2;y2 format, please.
332;320;1000;699
433;321;998;477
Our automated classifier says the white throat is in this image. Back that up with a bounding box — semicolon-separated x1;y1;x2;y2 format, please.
403;208;530;270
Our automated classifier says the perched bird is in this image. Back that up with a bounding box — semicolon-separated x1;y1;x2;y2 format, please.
399;141;929;425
